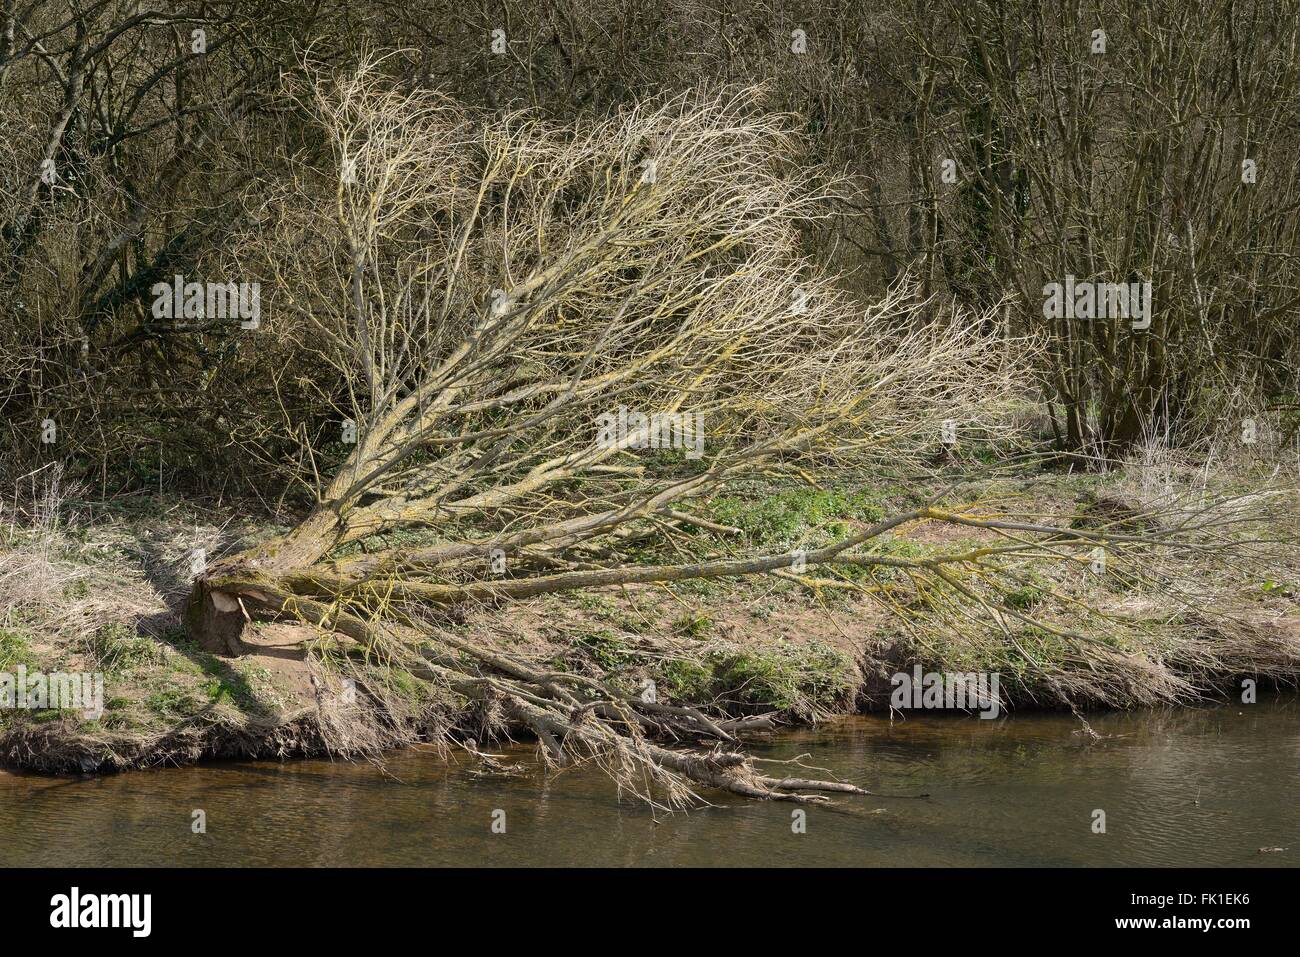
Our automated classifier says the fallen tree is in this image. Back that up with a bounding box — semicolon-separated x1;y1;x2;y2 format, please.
183;63;1288;806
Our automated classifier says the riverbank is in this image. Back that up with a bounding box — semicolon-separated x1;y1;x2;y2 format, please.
2;463;1298;781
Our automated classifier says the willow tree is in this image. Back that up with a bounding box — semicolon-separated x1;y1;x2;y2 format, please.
183;63;1202;804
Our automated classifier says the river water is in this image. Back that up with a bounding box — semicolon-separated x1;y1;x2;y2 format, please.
2;698;1296;867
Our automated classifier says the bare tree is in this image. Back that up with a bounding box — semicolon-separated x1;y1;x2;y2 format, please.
182;65;1031;802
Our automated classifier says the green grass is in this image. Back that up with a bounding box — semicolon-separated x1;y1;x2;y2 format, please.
1002;571;1049;610
377;665;433;703
658;640;856;715
0;628;38;670
571;629;632;671
671;613;712;638
78;623;160;674
144;687;204;719
707;486;887;548
657;657;715;702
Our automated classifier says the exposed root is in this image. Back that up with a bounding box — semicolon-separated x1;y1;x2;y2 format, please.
190;579;874;806
413;628;869;807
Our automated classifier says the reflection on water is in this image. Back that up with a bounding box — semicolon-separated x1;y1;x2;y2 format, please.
1;698;1296;867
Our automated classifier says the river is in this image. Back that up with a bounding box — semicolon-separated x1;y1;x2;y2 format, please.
2;697;1296;866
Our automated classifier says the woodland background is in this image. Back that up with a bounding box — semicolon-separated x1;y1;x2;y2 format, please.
4;0;1298;504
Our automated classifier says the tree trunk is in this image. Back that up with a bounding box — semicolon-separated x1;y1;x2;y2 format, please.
185;507;344;654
